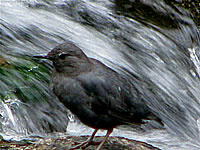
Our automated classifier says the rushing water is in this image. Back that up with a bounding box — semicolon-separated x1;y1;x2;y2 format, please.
0;0;200;149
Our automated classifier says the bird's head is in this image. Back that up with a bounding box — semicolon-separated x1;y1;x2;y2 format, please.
34;41;91;73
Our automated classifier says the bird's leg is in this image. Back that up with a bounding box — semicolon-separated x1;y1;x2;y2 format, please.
96;128;113;150
69;129;98;150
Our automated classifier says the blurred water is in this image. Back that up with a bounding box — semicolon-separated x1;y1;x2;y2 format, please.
0;0;200;149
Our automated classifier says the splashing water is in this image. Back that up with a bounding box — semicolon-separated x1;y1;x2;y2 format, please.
0;0;200;149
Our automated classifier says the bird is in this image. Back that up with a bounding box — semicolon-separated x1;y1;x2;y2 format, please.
34;41;163;150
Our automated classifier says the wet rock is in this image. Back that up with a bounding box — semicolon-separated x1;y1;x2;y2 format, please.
0;135;160;150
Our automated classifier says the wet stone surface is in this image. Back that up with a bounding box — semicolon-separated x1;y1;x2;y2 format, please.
0;136;160;150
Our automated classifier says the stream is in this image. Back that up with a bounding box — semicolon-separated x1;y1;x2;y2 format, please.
0;0;200;149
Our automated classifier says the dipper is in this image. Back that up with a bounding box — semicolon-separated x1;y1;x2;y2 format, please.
34;41;163;150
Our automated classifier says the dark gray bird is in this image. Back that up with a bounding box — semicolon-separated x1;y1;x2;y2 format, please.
34;41;163;150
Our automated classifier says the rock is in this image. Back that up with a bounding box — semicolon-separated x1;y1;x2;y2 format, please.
0;135;160;150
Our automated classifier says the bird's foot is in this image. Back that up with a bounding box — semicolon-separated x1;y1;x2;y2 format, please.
81;140;102;149
67;129;112;150
68;140;101;150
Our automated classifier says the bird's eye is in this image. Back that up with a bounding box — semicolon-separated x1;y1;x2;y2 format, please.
58;53;71;59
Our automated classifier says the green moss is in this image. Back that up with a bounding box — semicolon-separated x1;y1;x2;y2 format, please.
164;0;200;26
0;55;52;103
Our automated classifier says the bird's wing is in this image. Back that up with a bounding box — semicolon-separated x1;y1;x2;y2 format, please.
76;70;156;125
